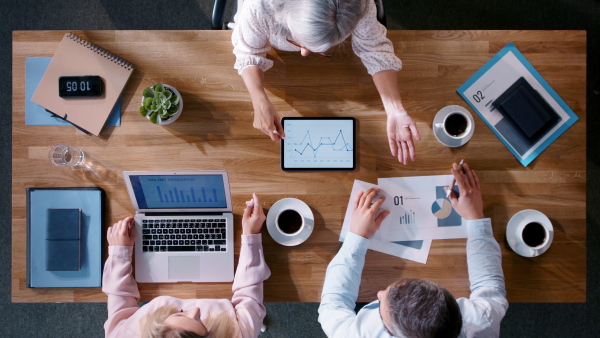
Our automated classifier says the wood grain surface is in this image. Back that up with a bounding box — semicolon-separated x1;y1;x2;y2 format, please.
12;30;586;303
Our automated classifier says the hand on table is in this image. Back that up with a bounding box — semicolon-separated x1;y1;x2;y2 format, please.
107;217;135;246
252;97;285;141
386;111;421;165
350;188;390;239
445;162;485;220
242;193;266;235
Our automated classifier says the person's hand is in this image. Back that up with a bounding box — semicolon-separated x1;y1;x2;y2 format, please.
386;111;421;165
350;188;390;239
242;193;266;235
107;217;135;246
252;97;285;141
445;162;485;220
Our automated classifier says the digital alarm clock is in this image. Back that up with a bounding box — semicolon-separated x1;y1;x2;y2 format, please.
58;76;103;97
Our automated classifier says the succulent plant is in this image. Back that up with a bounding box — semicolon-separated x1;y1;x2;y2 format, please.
139;84;180;124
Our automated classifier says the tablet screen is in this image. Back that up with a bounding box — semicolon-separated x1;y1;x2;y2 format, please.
281;117;356;170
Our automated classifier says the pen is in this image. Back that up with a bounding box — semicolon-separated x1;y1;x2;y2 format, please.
446;159;464;197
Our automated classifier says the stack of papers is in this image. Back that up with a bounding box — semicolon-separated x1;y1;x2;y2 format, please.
340;176;468;264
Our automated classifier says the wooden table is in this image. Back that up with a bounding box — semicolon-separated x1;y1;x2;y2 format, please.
12;30;586;303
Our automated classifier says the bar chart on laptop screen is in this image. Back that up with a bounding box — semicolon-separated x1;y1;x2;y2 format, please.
137;175;227;208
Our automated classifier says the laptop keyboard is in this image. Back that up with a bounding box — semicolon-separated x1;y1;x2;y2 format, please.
141;218;228;253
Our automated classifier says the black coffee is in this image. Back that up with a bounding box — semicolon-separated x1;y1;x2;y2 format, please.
522;222;547;247
444;113;468;137
277;209;303;234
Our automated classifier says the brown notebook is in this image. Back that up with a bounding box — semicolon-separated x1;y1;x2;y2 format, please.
31;33;134;135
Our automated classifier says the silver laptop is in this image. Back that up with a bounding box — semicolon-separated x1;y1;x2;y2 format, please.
123;171;234;283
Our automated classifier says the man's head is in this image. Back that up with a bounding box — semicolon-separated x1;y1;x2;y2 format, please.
377;278;463;338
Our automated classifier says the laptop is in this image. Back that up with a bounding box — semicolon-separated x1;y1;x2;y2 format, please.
123;171;234;283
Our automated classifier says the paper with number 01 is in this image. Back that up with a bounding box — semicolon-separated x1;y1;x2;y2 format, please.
377;175;468;241
340;180;432;264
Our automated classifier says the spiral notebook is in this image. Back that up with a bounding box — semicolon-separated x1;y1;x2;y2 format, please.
31;33;134;135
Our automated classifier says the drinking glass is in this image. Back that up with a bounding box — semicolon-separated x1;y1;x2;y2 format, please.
49;144;85;167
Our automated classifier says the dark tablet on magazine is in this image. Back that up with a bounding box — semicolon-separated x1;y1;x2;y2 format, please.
492;77;561;145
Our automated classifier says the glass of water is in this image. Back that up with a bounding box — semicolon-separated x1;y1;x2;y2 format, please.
49;144;85;167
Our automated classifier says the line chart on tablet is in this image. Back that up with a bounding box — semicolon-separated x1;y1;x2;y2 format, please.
282;118;355;169
291;130;353;158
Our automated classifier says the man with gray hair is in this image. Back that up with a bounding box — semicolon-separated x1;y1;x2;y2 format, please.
318;162;508;337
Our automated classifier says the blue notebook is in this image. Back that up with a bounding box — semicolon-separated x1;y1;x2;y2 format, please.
25;57;121;127
26;187;104;288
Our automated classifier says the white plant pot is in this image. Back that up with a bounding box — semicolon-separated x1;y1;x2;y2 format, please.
142;84;183;125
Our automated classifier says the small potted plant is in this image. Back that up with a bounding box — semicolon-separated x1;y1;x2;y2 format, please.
139;83;183;125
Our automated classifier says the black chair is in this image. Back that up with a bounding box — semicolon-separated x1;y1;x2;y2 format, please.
374;0;386;27
211;0;230;30
212;0;386;30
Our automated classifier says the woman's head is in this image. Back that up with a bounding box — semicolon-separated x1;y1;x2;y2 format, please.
275;0;370;53
140;305;235;338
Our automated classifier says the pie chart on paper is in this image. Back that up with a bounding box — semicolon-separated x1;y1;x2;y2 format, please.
431;199;452;219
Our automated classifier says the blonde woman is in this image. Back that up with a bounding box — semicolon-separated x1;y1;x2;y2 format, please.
103;193;270;338
232;0;421;165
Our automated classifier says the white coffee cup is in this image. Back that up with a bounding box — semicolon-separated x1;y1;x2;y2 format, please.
275;209;305;236
506;209;554;257
434;111;472;139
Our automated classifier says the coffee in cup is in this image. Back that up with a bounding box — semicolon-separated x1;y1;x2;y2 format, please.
276;209;304;235
444;112;470;138
521;222;547;248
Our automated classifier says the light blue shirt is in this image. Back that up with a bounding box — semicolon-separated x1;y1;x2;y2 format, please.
318;219;508;338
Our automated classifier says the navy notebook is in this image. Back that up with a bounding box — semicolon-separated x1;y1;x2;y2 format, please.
26;187;104;288
46;208;81;271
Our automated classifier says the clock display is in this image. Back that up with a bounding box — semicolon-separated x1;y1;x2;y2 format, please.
59;76;103;97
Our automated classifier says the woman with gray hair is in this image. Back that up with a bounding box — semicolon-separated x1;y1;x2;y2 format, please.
232;0;421;165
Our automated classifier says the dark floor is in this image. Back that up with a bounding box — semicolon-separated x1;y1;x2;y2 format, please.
1;0;599;337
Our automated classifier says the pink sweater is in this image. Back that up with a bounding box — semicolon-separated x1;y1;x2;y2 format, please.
102;234;270;338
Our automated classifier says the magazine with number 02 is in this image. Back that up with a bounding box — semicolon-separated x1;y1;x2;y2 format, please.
457;42;578;166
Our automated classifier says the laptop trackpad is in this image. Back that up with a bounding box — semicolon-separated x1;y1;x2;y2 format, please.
168;256;200;281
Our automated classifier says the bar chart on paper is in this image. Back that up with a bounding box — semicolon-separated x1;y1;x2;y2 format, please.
399;209;416;225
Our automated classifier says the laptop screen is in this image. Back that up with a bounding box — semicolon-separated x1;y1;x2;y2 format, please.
123;171;232;212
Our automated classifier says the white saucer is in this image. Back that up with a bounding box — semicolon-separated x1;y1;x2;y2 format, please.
506;209;554;257
432;105;475;147
266;198;314;246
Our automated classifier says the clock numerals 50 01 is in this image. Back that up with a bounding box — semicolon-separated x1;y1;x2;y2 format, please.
58;76;103;98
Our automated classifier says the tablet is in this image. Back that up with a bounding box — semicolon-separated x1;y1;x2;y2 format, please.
281;117;356;170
